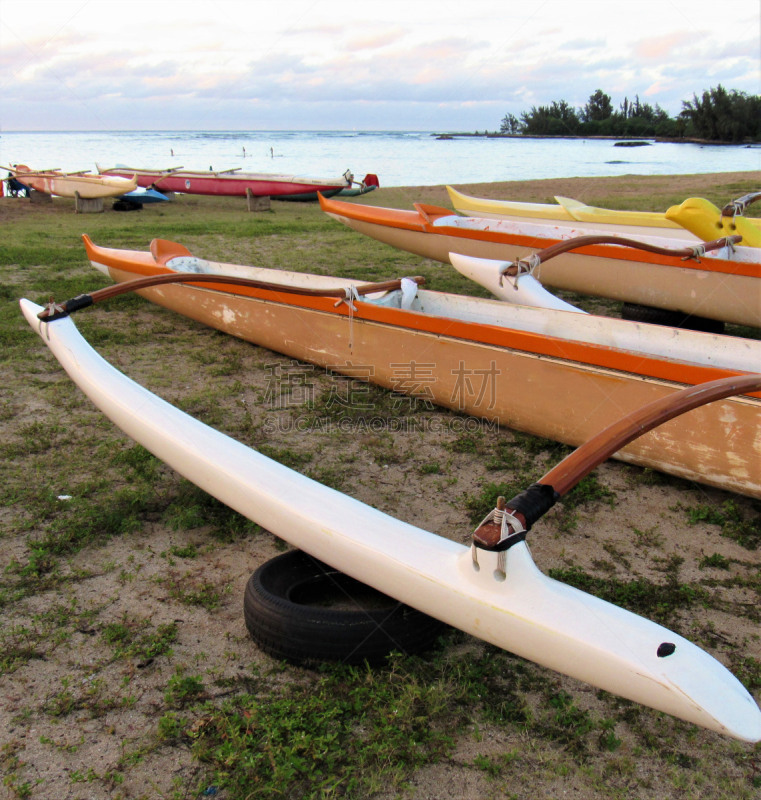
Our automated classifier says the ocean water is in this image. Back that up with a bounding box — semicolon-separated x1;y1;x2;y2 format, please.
1;130;759;188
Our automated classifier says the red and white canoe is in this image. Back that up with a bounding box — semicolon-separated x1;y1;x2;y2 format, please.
97;165;361;198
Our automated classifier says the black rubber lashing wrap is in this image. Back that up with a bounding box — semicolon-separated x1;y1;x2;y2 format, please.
43;294;93;321
64;294;94;314
506;482;559;530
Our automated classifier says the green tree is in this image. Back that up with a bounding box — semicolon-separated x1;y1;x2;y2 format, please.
500;113;521;134
497;85;759;142
520;100;580;135
581;90;613;122
681;85;761;142
612;95;673;136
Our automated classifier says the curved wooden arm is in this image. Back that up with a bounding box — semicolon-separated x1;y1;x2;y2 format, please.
475;373;761;547
36;272;426;321
501;233;743;276
543;373;761;497
722;191;761;217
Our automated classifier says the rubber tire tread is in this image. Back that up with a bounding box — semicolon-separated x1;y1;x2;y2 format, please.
244;549;448;666
621;302;724;333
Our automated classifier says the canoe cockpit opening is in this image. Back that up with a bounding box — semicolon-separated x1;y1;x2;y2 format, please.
161;256;422;311
432;214;464;228
166;255;213;273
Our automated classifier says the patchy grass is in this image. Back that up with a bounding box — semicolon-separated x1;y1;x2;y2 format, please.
2;174;760;800
685;499;761;550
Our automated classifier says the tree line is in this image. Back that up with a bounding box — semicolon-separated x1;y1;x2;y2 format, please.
499;85;761;143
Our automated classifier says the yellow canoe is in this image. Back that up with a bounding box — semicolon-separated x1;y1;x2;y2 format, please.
446;186;761;246
666;197;761;248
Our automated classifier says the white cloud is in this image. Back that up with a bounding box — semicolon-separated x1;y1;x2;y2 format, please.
0;0;758;130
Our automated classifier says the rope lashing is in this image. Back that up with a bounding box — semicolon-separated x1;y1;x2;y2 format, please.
43;299;67;319
682;238;736;262
683;244;706;262
721;191;761;218
470;503;526;570
333;286;361;350
470;494;533;568
498;253;541;288
724;201;743;219
333;285;361;313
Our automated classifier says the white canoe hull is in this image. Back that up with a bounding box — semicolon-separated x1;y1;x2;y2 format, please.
20;298;761;742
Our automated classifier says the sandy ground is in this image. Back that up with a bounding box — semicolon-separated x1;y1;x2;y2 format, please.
1;175;760;799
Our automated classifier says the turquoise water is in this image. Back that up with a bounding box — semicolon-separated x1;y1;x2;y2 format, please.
2;130;759;187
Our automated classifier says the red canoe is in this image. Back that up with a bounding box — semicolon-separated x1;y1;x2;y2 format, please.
97;165;368;199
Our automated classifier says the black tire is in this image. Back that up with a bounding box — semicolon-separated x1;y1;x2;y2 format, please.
244;549;448;666
621;302;724;334
112;199;142;212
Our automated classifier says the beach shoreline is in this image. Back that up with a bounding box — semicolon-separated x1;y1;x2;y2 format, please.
433;132;760;146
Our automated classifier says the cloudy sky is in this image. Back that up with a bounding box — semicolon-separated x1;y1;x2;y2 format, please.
1;0;758;131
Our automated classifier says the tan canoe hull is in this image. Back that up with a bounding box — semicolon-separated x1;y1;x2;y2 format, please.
328;214;761;329
12;171;138;199
108;266;761;498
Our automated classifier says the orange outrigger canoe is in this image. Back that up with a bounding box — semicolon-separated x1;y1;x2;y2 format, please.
318;195;761;329
74;234;761;498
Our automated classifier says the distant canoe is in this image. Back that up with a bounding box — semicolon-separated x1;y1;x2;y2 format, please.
117;187;170;205
8;165;137;199
447;185;687;234
98;164;358;199
276;174;379;202
337;185;377;197
446;186;761;247
338;174;380;197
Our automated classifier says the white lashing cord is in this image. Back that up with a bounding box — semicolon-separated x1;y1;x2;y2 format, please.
498;253;541;288
682;238;736;262
470;505;527;572
683;244;707;262
334;286;361;350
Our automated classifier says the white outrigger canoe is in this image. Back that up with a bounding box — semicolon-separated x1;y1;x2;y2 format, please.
20;298;761;741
